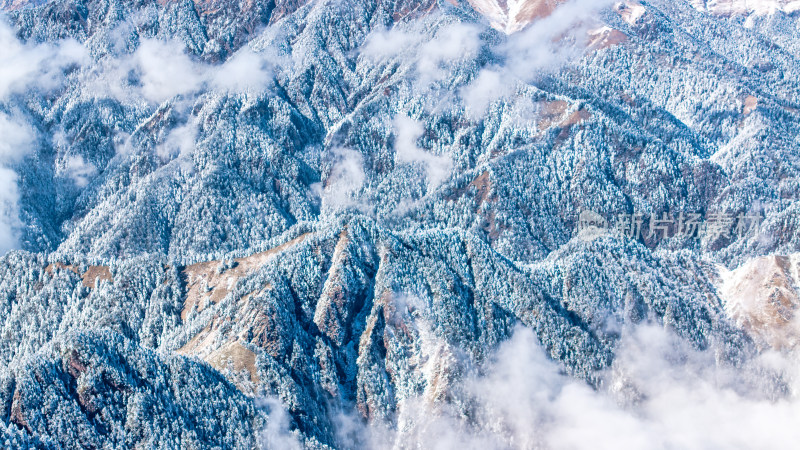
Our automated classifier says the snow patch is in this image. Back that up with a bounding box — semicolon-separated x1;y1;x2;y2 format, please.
690;0;800;16
467;0;568;33
616;1;646;25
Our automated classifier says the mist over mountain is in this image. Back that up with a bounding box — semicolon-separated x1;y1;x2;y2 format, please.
0;0;799;448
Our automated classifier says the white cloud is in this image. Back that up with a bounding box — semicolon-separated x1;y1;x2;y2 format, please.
361;1;617;120
63;155;97;188
416;23;482;86
0;18;87;255
460;326;652;449
360;27;419;60
459;68;515;119
0;19;88;99
133;38;278;103
500;0;616;78
330;322;800;449
0;166;21;255
0;113;35;256
0;22;281;254
393;115;452;190
460;0;616;117
156;121;197;162
134;39;204;104
361;22;482;90
0;113;34;163
210;46;277;93
211;47;274;94
313;147;368;214
257;397;303;450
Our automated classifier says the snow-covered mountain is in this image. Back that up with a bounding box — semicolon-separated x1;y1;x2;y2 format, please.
466;0;565;33
1;0;799;448
690;0;800;15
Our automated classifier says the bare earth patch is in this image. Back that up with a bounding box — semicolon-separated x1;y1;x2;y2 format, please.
719;254;800;349
45;263;113;289
181;232;311;320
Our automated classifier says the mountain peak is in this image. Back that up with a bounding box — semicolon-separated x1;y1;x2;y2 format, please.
467;0;566;33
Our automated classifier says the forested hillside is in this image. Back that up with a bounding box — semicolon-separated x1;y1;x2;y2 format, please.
1;0;799;448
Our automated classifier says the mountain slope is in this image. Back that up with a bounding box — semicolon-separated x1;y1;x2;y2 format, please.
1;0;799;447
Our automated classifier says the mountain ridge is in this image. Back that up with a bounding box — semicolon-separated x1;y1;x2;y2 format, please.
1;0;799;447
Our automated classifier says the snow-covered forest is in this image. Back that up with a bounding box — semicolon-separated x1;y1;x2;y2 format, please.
1;0;799;448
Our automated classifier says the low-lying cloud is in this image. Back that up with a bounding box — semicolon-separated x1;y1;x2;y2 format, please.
134;39;275;104
318;321;800;449
393;115;453;190
313;147;369;214
0;14;284;254
155;120;198;163
0;166;22;255
461;0;617;117
135;39;205;104
63;155;98;188
0;18;88;99
0;16;87;255
360;0;617;119
362;21;482;92
0;112;35;255
257;397;303;450
211;46;274;93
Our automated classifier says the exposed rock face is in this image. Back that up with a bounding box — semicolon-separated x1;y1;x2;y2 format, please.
467;0;566;32
0;217;757;446
720;254;800;349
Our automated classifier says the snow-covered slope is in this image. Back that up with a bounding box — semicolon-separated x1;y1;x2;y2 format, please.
467;0;565;32
690;0;800;15
1;0;800;447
